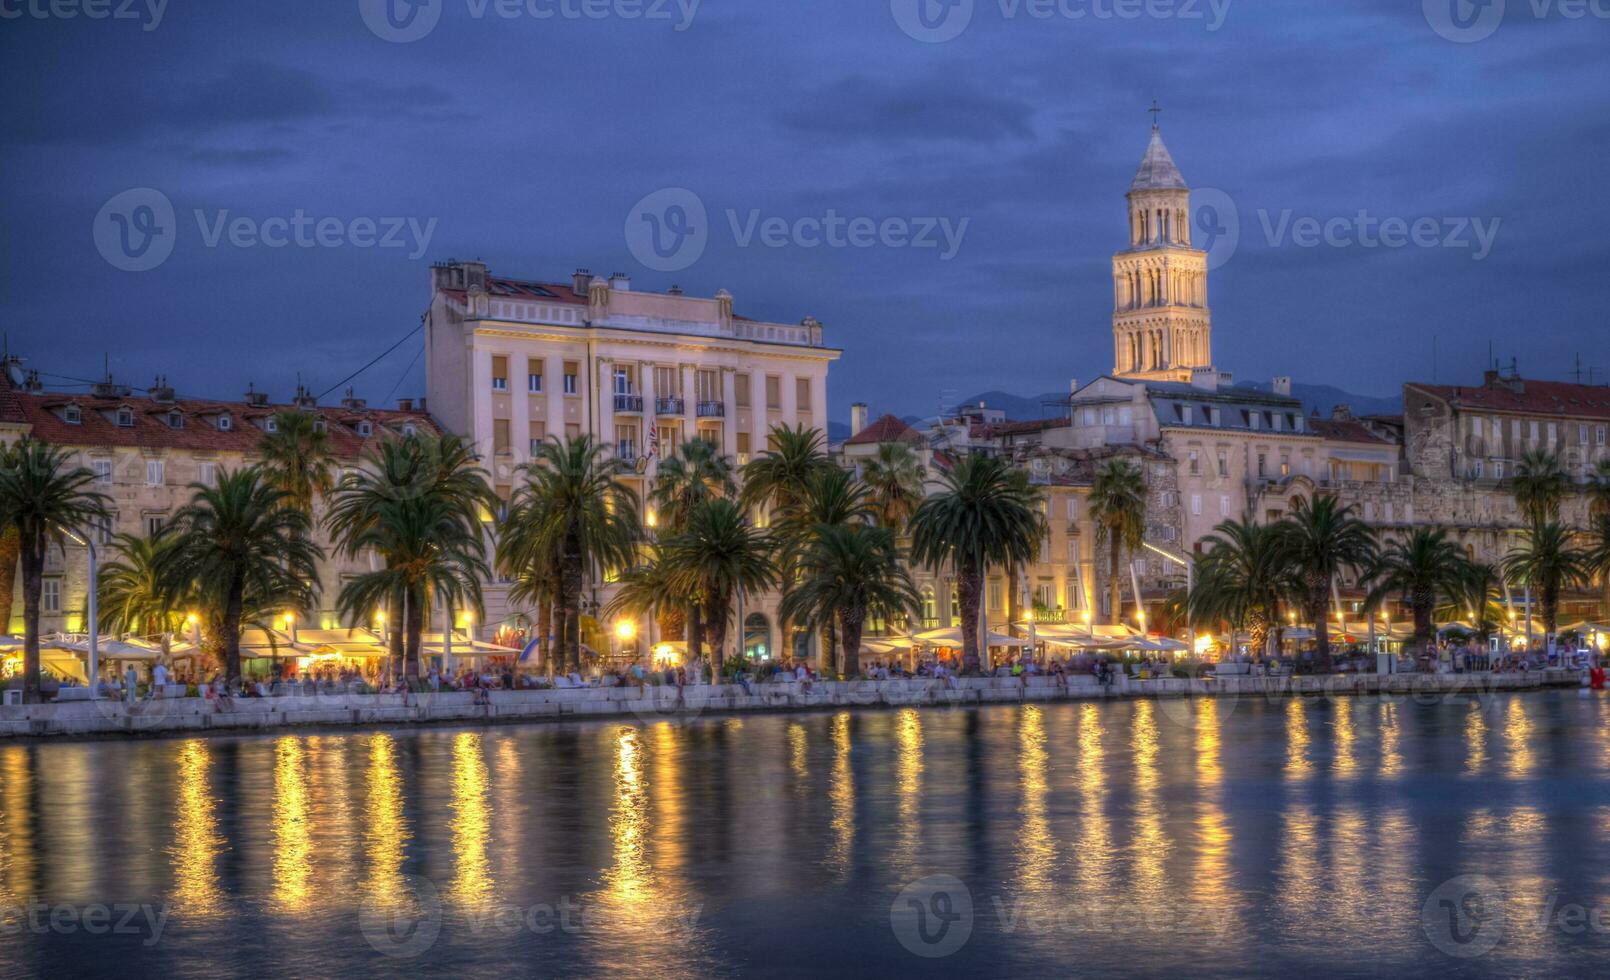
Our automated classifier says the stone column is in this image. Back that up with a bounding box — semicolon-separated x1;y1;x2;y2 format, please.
721;367;739;460
597;358;616;454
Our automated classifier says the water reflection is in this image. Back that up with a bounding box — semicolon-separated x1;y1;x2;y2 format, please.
1504;697;1534;775
894;709;923;873
1285;697;1312;780
1014;706;1052;893
171;740;223;915
1378;701;1402;777
1465;701;1489;774
1075;703;1111;901
1130;701;1167;902
607;726;650;903
363;734;409;911
450;732;494;907
1191;699;1236;931
0;746;34;904
828;713;854;877
1332;699;1357;777
787;722;809;783
271;737;312;912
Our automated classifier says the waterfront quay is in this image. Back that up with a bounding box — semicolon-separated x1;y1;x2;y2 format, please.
1;669;1584;739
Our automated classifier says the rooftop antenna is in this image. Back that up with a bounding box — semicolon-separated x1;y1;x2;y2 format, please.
1574;353;1582;384
1432;334;1438;383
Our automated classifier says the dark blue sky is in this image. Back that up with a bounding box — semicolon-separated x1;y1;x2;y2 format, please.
3;1;1607;421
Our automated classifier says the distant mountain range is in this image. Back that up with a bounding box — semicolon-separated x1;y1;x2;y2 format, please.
833;382;1403;438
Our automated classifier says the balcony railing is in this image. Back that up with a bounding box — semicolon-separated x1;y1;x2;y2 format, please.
696;400;725;418
616;442;639;461
613;394;643;414
656;396;685;416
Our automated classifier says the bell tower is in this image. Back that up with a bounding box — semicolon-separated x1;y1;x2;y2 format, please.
1112;111;1212;382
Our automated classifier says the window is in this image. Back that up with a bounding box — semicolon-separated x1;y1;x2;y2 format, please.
1494;461;1505;480
1190;494;1202;516
1188;450;1199;475
696;369;720;404
1248;412;1260;431
64;405;82;424
493;419;511;456
116;407;134;427
613;365;635;395
734;374;751;408
92;459;112;484
91;514;113;546
492;355;509;391
167;410;183;429
1491;418;1500;441
796;378;812;411
145;514;165;537
1547;422;1557;443
198;461;216;487
1219;495;1230;517
1579;424;1589;444
313;419;327;435
217;415;232;431
988;580;1003;612
736;430;751;465
42;578;61;614
1256;453;1267;478
563;361;579;395
356;420;373;437
528;359;544;394
921;586;936;625
1279;455;1291;477
1599;426;1607;446
1066;498;1078;521
1472;460;1484;478
765;376;782;410
616;423;639;460
529;421;546;455
146;460;164;486
401;423;417;437
1217;451;1229;477
949;583;960;621
1529;421;1539;441
264;417;279;434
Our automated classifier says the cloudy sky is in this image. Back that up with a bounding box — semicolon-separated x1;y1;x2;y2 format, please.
3;0;1607;422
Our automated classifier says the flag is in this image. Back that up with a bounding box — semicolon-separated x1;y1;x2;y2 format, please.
648;424;660;458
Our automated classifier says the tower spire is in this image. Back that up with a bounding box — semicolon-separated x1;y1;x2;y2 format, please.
1148;100;1162;130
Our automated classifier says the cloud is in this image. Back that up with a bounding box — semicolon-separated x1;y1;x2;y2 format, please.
775;74;1036;144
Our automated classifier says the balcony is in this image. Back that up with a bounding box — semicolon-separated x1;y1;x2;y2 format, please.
613;394;643;414
656;396;685;416
696;400;726;419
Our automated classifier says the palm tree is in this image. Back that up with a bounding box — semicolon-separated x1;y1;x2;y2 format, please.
909;454;1043;669
1512;449;1569;529
861;441;925;534
1588;514;1610;623
257;410;338;514
650;438;735;530
498;436;640;675
1278;494;1377;669
97;533;184;639
779;523;918;678
1439;560;1506;646
1088;458;1148;627
0;523;18;635
156;468;323;690
334;493;488;680
1188;518;1298;658
776;467;875;670
1364;528;1469;649
661;498;775;674
0;439;111;702
739;424;834;662
1503;522;1591;639
1588;460;1610;618
604;544;690;648
328;434;497;678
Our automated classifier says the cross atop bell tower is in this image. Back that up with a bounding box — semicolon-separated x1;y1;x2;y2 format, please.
1111;114;1214;382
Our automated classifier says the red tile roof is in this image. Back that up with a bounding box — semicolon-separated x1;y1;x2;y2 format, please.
1408;378;1610;421
969;417;1072;439
845;414;924;447
0;371;437;457
1308;417;1397;446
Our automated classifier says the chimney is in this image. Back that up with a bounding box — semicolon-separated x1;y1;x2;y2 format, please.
668;284;684;296
573;268;592;295
244;383;269;407
149;375;175;403
463;261;487;292
1272;376;1292;397
397;398;414;412
1070;377;1081;395
293;384;318;409
341;386;367;410
850;403;869;435
417;397;427;414
1191;366;1221;391
1331;403;1354;422
608;272;631;292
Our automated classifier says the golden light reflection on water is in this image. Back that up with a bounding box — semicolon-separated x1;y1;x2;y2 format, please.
1378;701;1402;777
1285;698;1311;780
1278;804;1321;916
1465;702;1489;774
651;723;684;877
1075;703;1111;899
307;737;356;894
1504;697;1534;775
449;732;494;907
1191;699;1236;927
1014;706;1052;893
787;722;809;783
828;714;854;877
0;746;34;905
607;727;650;904
363;734;408;911
1332;700;1356;777
1131;701;1167;900
271;738;312;912
170;740;223;915
894;709;924;872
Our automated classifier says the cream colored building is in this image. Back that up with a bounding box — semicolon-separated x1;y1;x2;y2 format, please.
424;260;840;655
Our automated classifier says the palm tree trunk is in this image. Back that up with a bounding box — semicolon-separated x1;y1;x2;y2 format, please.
223;573;245;691
1310;580;1333;672
537;596;553;679
20;531;43;704
705;596;727;676
840;606;865;679
387;592;404;684
959;556;983;670
822;621;837;677
0;524;20;635
1542;583;1559;640
1108;537;1124;626
562;541;584;674
687;604;703;670
1412;587;1435;649
405;584;424;681
552;601;569;679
